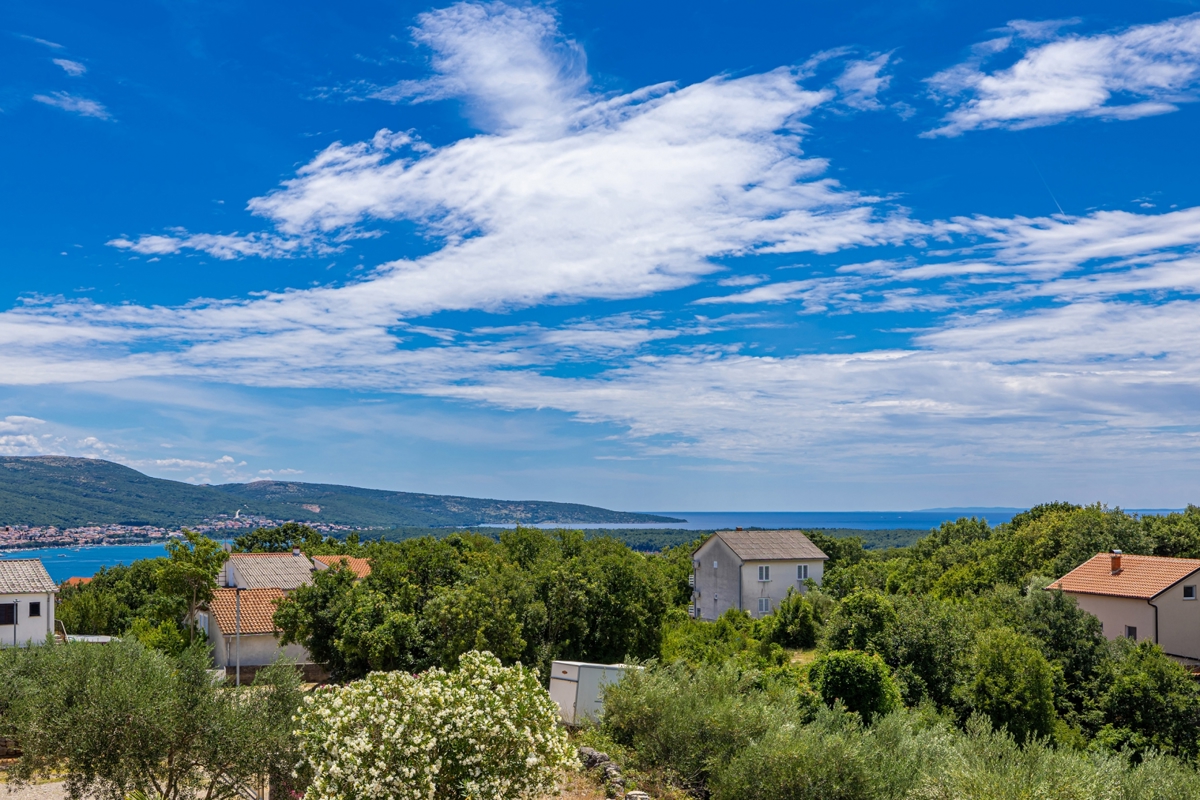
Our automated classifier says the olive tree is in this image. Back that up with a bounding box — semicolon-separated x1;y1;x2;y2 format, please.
0;639;303;800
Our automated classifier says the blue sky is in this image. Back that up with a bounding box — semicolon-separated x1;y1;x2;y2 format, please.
2;0;1200;510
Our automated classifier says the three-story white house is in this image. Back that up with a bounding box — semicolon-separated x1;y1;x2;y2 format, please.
691;529;828;620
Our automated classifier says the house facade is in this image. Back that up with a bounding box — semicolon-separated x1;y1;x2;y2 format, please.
207;550;320;680
1048;551;1200;662
691;529;828;620
198;587;312;679
0;559;58;647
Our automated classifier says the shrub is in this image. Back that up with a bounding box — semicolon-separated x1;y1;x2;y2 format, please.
0;640;301;800
601;659;798;791
295;650;574;800
809;650;901;723
824;590;897;653
764;588;819;649
968;627;1056;743
1097;639;1200;760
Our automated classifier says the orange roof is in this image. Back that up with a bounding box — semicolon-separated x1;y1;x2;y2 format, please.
207;588;286;635
313;554;371;579
63;576;92;587
1048;553;1200;599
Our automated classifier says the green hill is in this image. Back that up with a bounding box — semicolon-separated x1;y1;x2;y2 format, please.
0;457;681;528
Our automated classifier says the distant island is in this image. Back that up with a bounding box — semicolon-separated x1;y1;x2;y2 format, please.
0;457;684;542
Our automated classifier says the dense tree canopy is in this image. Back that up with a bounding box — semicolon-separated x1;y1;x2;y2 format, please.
274;527;690;680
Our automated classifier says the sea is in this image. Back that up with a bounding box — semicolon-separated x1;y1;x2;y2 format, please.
6;507;1184;582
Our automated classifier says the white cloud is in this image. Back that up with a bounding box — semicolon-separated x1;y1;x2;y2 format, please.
52;58;86;76
925;14;1200;136
834;53;892;110
32;91;111;120
107;231;308;260
370;2;589;133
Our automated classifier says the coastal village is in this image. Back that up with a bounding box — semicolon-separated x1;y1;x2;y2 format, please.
0;517;370;551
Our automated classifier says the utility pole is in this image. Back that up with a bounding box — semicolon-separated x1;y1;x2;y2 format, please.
235;588;242;687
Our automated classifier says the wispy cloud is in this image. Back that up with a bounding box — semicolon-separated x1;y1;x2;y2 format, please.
925;14;1200;136
52;58;86;76
834;53;893;110
108;230;310;260
32;91;111;120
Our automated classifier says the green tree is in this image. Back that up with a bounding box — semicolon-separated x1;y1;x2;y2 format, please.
763;588;819;649
0;641;303;800
824;589;897;653
158;530;228;644
809;649;901;722
968;627;1056;743
274;565;362;677
1097;639;1200;760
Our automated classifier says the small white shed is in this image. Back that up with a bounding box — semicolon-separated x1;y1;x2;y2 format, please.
548;660;634;725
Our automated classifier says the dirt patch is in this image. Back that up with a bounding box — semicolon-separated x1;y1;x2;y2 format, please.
0;783;66;800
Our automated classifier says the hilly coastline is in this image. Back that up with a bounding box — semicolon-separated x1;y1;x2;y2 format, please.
0;456;682;528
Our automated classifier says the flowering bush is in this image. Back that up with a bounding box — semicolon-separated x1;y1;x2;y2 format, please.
295;650;576;800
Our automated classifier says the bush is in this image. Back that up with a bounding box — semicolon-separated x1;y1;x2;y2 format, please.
295;651;574;800
968;627;1056;743
764;588;819;649
809;650;901;723
1097;639;1200;760
601;659;800;791
0;640;301;800
824;590;897;653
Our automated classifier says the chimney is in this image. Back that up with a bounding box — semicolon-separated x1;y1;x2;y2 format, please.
1111;550;1123;575
292;545;301;557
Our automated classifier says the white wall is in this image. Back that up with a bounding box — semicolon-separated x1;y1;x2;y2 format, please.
206;614;311;667
0;592;56;647
740;560;825;618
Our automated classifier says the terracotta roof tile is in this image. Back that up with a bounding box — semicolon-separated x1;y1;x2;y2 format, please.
0;559;58;593
208;588;285;635
705;530;828;561
63;576;92;587
1048;553;1200;599
313;555;371;579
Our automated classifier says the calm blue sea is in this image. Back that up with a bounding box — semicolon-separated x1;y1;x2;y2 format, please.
1;543;169;583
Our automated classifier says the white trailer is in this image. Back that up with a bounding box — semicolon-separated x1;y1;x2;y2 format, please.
548;660;632;725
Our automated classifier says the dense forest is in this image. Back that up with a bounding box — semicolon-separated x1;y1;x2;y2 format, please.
55;503;1200;799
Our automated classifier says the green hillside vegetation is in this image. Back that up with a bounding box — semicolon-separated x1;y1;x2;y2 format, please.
0;456;680;527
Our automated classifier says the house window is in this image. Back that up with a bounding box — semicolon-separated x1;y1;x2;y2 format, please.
797;564;808;580
0;604;14;625
28;602;40;618
758;598;770;613
1185;585;1197;600
758;565;770;582
1125;626;1137;640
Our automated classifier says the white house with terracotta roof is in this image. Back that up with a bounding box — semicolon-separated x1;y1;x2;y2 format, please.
1048;550;1200;662
312;554;371;579
691;529;828;621
0;559;57;647
196;587;312;679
